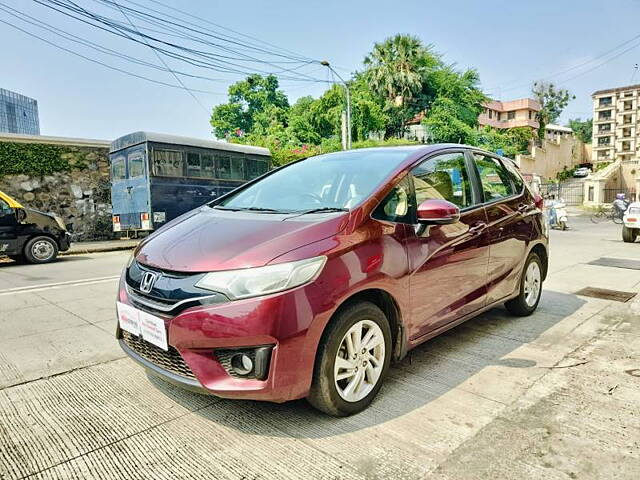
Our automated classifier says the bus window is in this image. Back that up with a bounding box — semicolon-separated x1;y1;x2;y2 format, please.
186;152;201;177
217;155;232;179
112;155;126;180
202;154;215;178
128;150;145;178
153;149;183;176
231;156;244;180
246;158;268;180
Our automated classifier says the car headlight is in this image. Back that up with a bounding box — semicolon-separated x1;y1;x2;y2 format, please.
195;256;327;300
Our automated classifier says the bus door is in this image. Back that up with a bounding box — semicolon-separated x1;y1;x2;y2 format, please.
111;145;151;232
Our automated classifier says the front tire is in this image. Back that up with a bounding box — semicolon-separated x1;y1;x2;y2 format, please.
307;301;392;416
505;252;543;316
24;236;59;264
559;220;567;231
622;226;637;243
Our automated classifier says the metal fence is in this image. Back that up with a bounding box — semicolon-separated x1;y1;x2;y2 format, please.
539;181;585;206
603;188;637;203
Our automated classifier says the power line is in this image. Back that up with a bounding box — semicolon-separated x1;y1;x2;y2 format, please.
111;0;209;113
35;0;328;82
0;18;224;94
485;32;640;96
0;2;227;84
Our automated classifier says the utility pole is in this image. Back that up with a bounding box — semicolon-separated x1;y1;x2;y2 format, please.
321;60;351;149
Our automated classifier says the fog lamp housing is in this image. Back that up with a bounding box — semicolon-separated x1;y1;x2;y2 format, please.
216;346;273;380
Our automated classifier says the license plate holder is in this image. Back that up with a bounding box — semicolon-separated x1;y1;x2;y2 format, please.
117;301;168;351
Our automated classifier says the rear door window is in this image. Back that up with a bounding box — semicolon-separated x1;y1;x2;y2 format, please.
473;154;515;202
111;155;126;180
128;150;145;178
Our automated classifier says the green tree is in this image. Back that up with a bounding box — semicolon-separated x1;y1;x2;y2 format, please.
363;34;442;137
567;118;593;143
210;74;289;138
532;81;575;140
476;126;534;158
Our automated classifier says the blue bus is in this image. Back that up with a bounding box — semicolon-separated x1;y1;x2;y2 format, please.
109;132;271;233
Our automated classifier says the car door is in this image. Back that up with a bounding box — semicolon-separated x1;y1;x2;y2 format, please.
471;152;534;304
404;150;490;341
0;197;19;254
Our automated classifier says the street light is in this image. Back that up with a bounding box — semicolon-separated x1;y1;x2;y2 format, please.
321;60;351;150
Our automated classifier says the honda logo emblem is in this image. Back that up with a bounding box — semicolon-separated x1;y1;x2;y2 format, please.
140;271;158;293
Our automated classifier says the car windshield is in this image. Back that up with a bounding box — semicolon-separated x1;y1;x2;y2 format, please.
216;149;416;212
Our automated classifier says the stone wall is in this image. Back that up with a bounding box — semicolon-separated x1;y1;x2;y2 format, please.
0;138;114;241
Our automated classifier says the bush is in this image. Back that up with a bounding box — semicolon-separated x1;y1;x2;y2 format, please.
0;142;88;177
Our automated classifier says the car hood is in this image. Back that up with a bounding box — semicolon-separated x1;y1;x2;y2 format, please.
134;207;351;272
23;208;64;230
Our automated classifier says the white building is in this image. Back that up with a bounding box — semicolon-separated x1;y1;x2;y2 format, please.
592;83;639;163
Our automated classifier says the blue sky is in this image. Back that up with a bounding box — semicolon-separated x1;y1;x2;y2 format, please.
2;0;640;140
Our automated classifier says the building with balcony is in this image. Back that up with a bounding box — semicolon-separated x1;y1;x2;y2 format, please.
0;88;40;135
478;98;541;130
592;83;640;163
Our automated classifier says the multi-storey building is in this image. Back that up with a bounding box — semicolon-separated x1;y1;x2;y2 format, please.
592;83;640;163
478;98;541;130
0;88;40;135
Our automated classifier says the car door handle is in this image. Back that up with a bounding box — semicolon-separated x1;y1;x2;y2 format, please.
468;222;487;235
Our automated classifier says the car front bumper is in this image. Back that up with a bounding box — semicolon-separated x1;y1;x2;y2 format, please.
115;275;335;403
58;232;71;252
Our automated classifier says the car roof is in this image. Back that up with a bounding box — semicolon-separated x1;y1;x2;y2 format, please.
0;190;23;208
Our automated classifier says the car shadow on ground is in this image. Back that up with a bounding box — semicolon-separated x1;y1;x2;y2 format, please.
148;289;586;438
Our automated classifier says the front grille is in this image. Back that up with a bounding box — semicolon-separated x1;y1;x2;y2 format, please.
122;331;196;379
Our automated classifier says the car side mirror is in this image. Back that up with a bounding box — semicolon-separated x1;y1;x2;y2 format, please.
15;207;27;222
416;199;460;225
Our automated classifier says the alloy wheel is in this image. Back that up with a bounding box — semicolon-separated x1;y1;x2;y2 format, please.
523;261;541;307
334;320;385;403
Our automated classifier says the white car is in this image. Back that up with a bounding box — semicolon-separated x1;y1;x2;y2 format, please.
573;167;591;178
622;202;640;243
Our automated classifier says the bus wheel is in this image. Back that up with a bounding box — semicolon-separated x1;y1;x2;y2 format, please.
24;236;59;264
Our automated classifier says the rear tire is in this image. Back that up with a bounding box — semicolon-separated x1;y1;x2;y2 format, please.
24;236;59;264
307;301;392;416
505;252;543;317
622;226;637;243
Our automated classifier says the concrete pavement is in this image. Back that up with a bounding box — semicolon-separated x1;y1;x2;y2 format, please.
0;220;639;479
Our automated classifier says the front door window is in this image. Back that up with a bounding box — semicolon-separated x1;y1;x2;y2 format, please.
411;152;473;209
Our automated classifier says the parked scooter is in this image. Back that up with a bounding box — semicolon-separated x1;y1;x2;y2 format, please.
546;195;569;230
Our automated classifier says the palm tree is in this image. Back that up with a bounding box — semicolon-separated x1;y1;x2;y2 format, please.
363;34;437;107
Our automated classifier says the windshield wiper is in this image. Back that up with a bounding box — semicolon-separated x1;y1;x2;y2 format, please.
296;207;348;214
213;206;241;211
239;207;282;213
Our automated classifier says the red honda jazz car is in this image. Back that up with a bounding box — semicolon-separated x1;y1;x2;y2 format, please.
116;145;548;416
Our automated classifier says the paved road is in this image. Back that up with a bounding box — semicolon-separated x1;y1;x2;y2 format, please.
1;222;639;479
